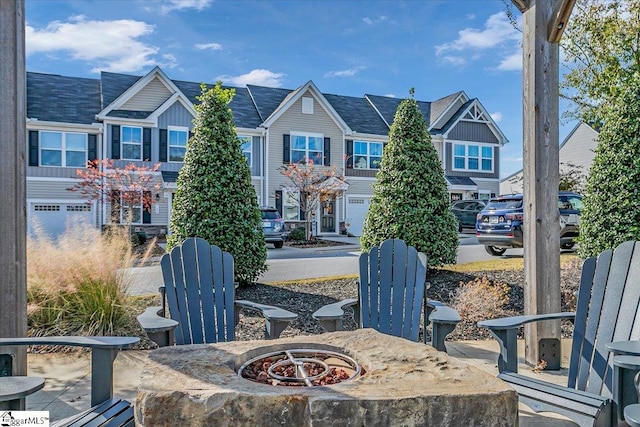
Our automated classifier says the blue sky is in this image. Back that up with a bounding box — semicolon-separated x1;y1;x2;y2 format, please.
24;0;579;178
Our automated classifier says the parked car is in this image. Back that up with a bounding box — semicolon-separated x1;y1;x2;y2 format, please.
260;207;285;249
451;199;487;232
475;192;583;256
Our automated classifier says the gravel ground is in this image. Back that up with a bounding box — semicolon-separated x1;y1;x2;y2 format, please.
233;256;584;343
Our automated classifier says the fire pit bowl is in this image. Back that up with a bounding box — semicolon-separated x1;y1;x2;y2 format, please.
136;329;517;426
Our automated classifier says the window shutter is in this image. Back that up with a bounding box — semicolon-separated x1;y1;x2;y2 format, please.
110;190;121;224
143;128;151;161
28;130;39;166
275;190;283;216
159;129;167;162
143;191;151;224
346;139;353;169
300;206;305;221
323;137;330;166
111;125;120;160
283;134;290;163
88;134;97;162
473;193;478;199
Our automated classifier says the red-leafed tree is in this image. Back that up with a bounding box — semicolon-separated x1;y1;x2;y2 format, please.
68;158;162;231
279;159;347;241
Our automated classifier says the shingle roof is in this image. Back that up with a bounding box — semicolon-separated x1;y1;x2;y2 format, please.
246;85;292;122
430;91;463;126
161;171;179;183
446;176;477;186
324;93;389;135
100;71;142;108
107;110;151;119
27;72;101;124
365;94;432;128
435;99;475;134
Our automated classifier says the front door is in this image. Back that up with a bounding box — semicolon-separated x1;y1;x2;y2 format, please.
321;198;335;233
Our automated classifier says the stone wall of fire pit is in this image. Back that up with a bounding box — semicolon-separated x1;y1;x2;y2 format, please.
136;329;517;426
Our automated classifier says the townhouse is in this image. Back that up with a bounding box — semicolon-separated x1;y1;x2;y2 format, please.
26;66;508;239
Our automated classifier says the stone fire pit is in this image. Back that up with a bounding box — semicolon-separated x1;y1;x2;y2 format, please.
136;329;517;426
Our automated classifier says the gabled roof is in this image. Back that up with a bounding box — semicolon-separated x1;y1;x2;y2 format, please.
27;72;101;124
101;72;142;108
439;98;509;144
429;91;465;129
324;93;389;136
365;94;432;129
260;81;351;132
246;85;293;122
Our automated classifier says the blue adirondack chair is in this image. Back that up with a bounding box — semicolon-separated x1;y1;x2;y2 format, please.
137;237;297;346
312;238;461;352
478;240;640;427
0;336;138;426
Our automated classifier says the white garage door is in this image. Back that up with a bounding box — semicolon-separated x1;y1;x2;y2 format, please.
28;202;94;239
347;196;371;237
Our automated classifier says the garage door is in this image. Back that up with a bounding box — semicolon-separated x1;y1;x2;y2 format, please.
347;196;371;236
28;202;94;239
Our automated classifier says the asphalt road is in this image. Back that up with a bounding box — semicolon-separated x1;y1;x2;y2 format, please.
126;233;509;295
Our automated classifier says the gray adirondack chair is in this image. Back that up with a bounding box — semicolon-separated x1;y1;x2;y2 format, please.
137;237;297;346
312;238;461;352
0;336;138;426
478;240;640;427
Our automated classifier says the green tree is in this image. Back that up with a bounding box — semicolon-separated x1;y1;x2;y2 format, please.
577;76;640;258
168;83;267;284
360;91;458;266
561;0;640;124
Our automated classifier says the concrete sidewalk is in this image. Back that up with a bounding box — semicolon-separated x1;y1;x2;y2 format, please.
23;339;578;426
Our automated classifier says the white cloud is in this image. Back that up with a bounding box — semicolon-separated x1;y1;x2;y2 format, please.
495;52;522;71
195;42;223;51
435;12;521;71
384;94;396;98
362;16;388;25
216;69;286;87
26;16;158;73
490;112;503;122
160;53;178;69
324;66;366;78
440;56;467;67
160;0;213;14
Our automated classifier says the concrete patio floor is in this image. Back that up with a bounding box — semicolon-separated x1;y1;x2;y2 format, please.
22;338;578;426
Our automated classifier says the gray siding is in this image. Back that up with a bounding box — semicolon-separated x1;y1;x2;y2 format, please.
157;102;194;129
27;179;84;199
449;121;499;143
434;97;465;128
27;166;80;179
347;178;375;194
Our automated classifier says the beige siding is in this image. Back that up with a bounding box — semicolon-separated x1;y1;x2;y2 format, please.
346;178;375;194
266;90;344;208
27;179;84;199
121;76;173;111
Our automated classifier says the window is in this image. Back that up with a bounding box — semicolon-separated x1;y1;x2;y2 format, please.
121;191;142;224
302;97;314;114
291;133;323;164
239;135;252;167
453;143;493;172
121;126;142;160
283;190;300;221
168;126;188;162
40;131;87;167
354;141;383;169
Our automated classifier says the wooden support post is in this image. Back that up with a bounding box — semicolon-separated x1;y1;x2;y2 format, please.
0;0;27;376
522;0;562;368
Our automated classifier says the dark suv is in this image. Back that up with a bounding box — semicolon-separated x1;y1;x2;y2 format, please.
260;207;285;249
475;192;582;256
451;199;487;232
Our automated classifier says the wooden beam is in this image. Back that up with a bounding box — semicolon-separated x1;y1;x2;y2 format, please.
512;0;531;13
0;0;27;379
548;0;576;42
522;0;562;369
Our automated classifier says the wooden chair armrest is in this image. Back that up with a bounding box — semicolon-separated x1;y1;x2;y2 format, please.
136;306;178;348
477;312;575;373
312;298;359;333
0;336;139;407
234;300;298;340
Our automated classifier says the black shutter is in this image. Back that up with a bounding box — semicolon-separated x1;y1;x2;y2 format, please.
88;134;97;162
28;130;39;166
323;137;330;166
283;134;290;163
159;129;167;162
346;139;353;169
111;125;120;159
143;128;151;161
143;191;151;224
275;190;283;215
110;190;120;224
300;204;305;221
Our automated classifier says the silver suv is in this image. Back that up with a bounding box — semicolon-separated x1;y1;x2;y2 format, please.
260;207;285;249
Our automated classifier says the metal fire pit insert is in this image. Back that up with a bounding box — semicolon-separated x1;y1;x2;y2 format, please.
239;348;361;386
